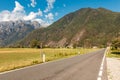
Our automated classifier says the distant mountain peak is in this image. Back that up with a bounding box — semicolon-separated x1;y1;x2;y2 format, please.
0;20;41;47
97;7;112;12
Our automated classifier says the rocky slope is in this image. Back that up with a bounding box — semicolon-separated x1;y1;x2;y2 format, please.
0;20;40;47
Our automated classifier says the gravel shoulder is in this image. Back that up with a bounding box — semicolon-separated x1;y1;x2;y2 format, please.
107;58;120;80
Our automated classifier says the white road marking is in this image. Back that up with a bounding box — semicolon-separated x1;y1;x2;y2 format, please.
97;77;102;80
97;47;109;80
100;66;103;70
99;70;103;77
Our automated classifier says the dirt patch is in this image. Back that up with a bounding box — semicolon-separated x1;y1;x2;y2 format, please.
70;29;85;45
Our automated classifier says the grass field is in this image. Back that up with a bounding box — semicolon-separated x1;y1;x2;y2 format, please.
0;48;98;72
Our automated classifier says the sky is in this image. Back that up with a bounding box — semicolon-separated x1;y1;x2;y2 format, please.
0;0;120;26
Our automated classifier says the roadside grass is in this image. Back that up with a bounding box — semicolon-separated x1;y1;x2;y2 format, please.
0;48;98;72
107;49;120;58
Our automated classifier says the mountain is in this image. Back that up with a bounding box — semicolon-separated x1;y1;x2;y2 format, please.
0;20;40;47
16;8;120;48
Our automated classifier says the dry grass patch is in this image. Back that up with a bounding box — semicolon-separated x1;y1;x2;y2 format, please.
0;48;99;72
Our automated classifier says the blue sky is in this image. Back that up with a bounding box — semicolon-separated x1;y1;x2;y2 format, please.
0;0;120;26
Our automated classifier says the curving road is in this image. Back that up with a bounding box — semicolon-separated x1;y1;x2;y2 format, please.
0;49;107;80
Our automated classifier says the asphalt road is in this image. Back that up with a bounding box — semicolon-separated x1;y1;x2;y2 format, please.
0;49;107;80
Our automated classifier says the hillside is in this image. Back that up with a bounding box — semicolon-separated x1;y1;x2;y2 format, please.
16;8;120;48
0;20;40;47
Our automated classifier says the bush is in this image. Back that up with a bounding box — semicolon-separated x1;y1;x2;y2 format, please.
111;39;120;50
32;60;39;64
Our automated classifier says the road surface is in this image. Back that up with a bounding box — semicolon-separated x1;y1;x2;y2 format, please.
0;49;107;80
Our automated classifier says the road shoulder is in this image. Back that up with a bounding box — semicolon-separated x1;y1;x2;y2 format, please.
107;58;120;80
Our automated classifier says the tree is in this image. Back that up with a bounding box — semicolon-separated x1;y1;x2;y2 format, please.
111;38;120;50
30;40;39;48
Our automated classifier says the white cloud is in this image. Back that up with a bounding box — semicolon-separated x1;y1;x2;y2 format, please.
13;1;24;13
0;1;54;27
44;0;56;13
30;0;37;7
45;13;54;20
12;1;25;21
37;9;43;16
0;10;10;21
24;9;42;21
11;11;25;21
0;1;25;21
34;19;50;27
24;12;37;21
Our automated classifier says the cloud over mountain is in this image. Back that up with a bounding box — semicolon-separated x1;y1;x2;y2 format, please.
0;1;56;27
24;9;42;21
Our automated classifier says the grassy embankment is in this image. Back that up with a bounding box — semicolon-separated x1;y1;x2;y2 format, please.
107;48;120;58
0;48;98;72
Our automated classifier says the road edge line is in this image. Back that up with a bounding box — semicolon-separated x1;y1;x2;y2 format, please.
97;47;109;80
